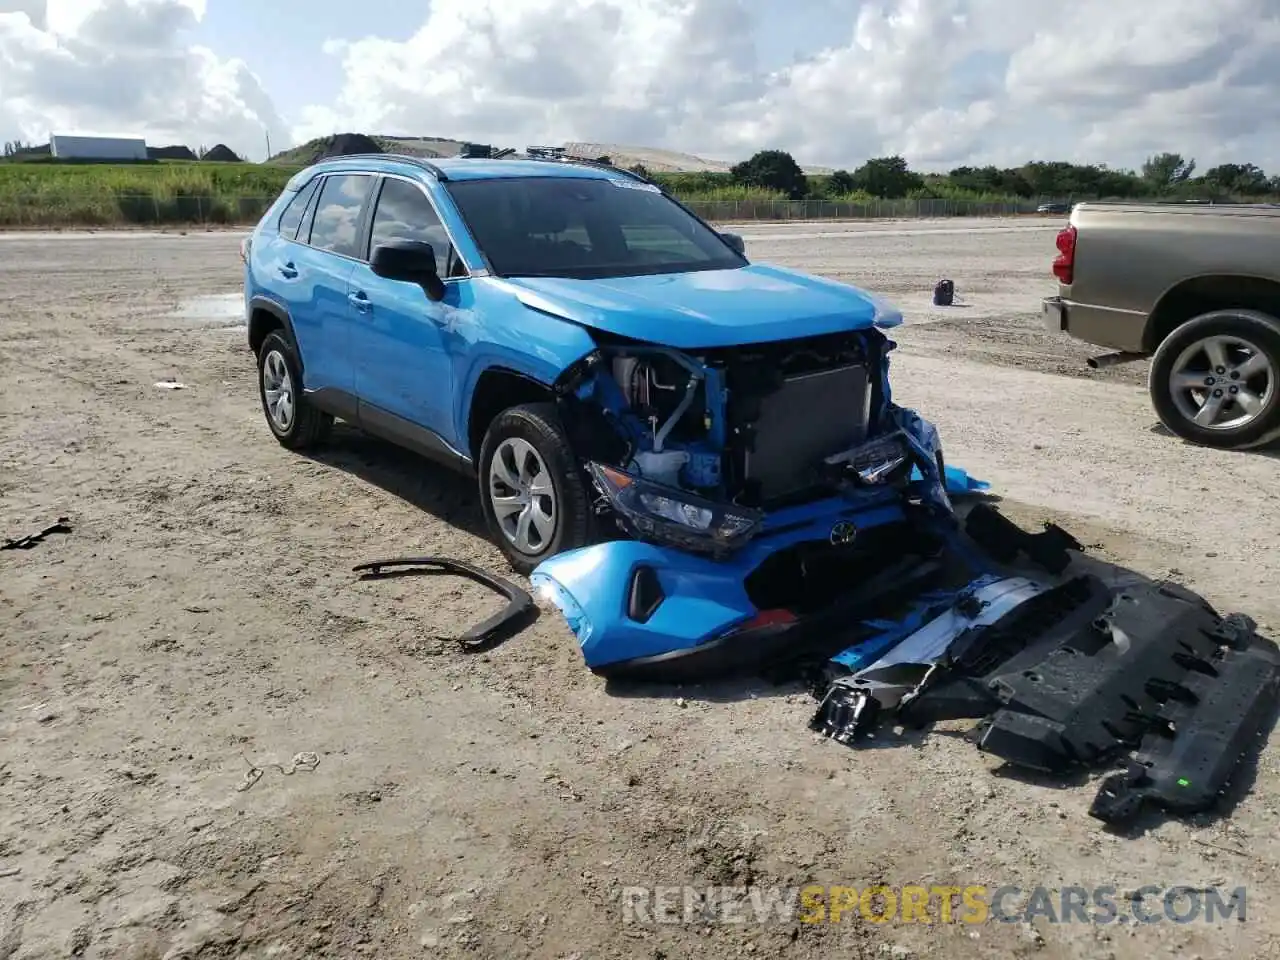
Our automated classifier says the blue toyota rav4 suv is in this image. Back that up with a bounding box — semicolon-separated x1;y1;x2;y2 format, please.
243;153;934;576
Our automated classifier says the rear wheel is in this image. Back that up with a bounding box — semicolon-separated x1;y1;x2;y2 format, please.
1149;309;1280;450
478;402;593;576
257;330;333;449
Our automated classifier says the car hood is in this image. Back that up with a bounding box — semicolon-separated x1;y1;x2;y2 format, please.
499;263;902;349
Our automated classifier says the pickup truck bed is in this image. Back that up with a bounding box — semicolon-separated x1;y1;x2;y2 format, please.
1043;202;1280;450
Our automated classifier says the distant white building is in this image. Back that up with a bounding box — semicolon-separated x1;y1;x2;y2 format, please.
49;134;148;161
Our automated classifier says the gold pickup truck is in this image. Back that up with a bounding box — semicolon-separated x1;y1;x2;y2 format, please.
1043;202;1280;450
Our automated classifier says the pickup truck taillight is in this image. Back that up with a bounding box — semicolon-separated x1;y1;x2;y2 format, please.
1052;225;1076;284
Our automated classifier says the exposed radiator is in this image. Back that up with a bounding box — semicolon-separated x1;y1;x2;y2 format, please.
743;364;870;501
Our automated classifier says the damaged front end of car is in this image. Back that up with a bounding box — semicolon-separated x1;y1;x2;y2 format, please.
531;308;1278;826
533;321;985;679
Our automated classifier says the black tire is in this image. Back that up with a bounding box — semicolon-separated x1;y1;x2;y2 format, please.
477;402;593;576
1149;309;1280;450
257;330;333;449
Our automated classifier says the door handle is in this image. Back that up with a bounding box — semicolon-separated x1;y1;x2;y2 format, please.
279;262;298;279
348;291;371;312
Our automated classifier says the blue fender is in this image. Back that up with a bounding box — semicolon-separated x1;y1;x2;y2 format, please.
451;280;600;457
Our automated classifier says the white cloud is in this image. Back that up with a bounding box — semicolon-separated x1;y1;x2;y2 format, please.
2;0;1278;173
297;0;1280;172
0;0;288;158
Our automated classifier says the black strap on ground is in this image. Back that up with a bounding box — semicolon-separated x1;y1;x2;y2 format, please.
352;556;537;652
2;517;72;551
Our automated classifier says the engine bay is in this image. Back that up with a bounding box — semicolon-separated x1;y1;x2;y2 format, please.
564;328;896;513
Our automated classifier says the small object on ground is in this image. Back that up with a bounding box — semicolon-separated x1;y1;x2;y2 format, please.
235;751;320;793
0;866;20;878
154;380;187;390
353;556;537;651
933;278;955;306
3;517;72;551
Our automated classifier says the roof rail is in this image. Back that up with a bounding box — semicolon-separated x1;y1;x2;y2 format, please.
311;152;449;181
532;154;655;185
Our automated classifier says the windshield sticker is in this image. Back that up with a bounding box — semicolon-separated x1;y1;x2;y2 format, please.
610;179;662;192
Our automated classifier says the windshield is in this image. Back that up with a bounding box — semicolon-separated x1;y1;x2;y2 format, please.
444;176;746;279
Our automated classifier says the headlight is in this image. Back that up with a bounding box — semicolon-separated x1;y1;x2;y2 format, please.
824;431;912;485
587;462;764;558
530;573;593;646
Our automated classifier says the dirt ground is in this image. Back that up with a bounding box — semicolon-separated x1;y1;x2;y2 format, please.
2;219;1279;960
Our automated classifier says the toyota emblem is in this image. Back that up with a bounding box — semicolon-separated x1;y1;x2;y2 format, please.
829;521;857;546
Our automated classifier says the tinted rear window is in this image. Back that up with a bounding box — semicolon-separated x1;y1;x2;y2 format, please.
277;178;319;239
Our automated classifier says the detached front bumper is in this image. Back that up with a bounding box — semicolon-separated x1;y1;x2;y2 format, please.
531;496;919;680
531;462;988;682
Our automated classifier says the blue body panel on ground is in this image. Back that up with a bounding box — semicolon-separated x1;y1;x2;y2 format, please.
531;465;989;670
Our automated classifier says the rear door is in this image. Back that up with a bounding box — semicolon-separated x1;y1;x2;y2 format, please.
348;175;467;444
288;173;377;396
247;175;319;341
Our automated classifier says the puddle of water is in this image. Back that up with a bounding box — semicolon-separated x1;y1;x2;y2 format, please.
169;292;245;325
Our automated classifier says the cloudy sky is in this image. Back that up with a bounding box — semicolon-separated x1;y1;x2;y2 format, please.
2;0;1278;172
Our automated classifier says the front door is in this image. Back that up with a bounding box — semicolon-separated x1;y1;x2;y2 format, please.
349;176;461;443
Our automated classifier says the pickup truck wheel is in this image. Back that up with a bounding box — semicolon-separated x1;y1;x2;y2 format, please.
257;331;333;449
478;402;592;576
1150;309;1280;450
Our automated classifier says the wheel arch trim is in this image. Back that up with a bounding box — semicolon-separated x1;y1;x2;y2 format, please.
248;295;303;370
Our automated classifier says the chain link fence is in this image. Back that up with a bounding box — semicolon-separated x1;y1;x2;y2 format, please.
0;193;1048;228
0;194;277;227
684;197;1045;221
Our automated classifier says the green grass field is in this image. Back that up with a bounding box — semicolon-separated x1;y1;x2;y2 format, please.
0;159;1031;227
0;160;300;226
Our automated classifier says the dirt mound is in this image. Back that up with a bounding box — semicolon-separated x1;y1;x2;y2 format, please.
320;133;382;159
269;133;384;166
148;144;198;161
202;144;242;162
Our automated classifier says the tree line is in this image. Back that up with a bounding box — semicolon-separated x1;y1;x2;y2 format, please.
641;149;1280;203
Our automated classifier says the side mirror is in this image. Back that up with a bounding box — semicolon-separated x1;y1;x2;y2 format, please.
720;232;745;256
370;239;445;301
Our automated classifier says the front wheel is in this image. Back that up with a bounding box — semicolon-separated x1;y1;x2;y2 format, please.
477;402;593;576
1149;309;1280;450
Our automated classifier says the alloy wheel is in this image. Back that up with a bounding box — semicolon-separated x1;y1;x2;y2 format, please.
262;349;295;433
1168;334;1274;431
488;436;557;555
